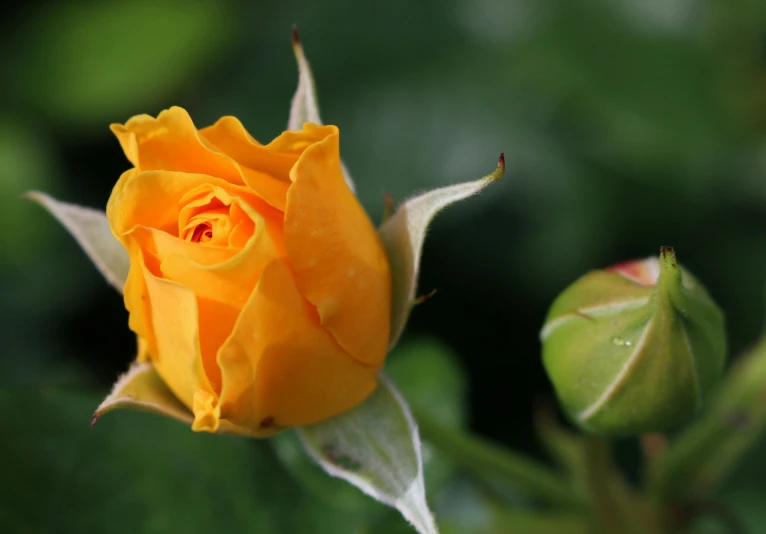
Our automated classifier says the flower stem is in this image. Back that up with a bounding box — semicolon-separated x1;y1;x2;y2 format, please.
583;436;660;534
414;409;584;508
583;436;625;533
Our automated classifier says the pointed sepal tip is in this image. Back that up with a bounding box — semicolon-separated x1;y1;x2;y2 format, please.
487;153;505;183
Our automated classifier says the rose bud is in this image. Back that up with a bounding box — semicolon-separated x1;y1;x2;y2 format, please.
106;109;392;436
28;30;505;530
540;247;726;436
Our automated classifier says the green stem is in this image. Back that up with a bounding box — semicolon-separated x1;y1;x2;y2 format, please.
583;437;624;533
583;437;659;534
414;409;584;508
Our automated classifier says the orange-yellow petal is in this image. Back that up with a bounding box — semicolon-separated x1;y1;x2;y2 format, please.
122;240;156;357
200;117;335;180
127;192;284;309
199;118;337;211
284;125;391;365
215;259;379;435
106;168;138;236
107;171;263;238
130;229;239;400
140;256;215;413
125;185;285;401
110;107;243;184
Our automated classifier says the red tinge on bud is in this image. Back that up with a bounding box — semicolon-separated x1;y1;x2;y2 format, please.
607;258;660;286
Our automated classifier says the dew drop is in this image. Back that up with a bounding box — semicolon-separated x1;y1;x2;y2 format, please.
612;337;627;346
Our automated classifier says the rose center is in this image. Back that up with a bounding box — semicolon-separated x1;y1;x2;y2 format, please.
177;186;255;249
190;222;214;243
180;204;231;246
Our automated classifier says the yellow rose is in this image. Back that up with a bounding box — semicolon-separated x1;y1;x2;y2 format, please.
106;106;391;436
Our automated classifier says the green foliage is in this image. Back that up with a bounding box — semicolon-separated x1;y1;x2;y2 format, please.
386;338;468;430
0;120;56;266
8;0;232;125
649;333;766;502
0;388;378;533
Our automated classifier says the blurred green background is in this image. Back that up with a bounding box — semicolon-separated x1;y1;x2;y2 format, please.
3;0;766;532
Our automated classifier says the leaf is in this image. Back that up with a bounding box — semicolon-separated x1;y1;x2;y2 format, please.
287;27;355;192
91;361;193;429
378;155;505;348
24;191;129;292
648;335;766;501
298;375;438;534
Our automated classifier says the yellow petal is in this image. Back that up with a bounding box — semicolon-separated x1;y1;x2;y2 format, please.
111;107;290;211
200;117;335;179
107;170;264;238
199;117;337;211
127;192;283;309
140;256;216;417
106;168;138;233
284;126;391;365
122;239;156;356
216;259;379;436
136;335;150;363
110;107;243;184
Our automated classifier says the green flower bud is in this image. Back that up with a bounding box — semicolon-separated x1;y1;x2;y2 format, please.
540;247;726;436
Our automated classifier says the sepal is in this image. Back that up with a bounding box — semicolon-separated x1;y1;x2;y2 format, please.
25;191;128;292
378;155;504;348
298;375;438;534
287;27;355;192
92;361;193;428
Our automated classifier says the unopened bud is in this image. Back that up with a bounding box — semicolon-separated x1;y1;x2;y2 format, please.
540;247;726;436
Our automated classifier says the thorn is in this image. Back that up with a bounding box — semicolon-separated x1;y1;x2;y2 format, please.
90;412;100;430
498;152;505;172
291;25;300;47
413;289;437;306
